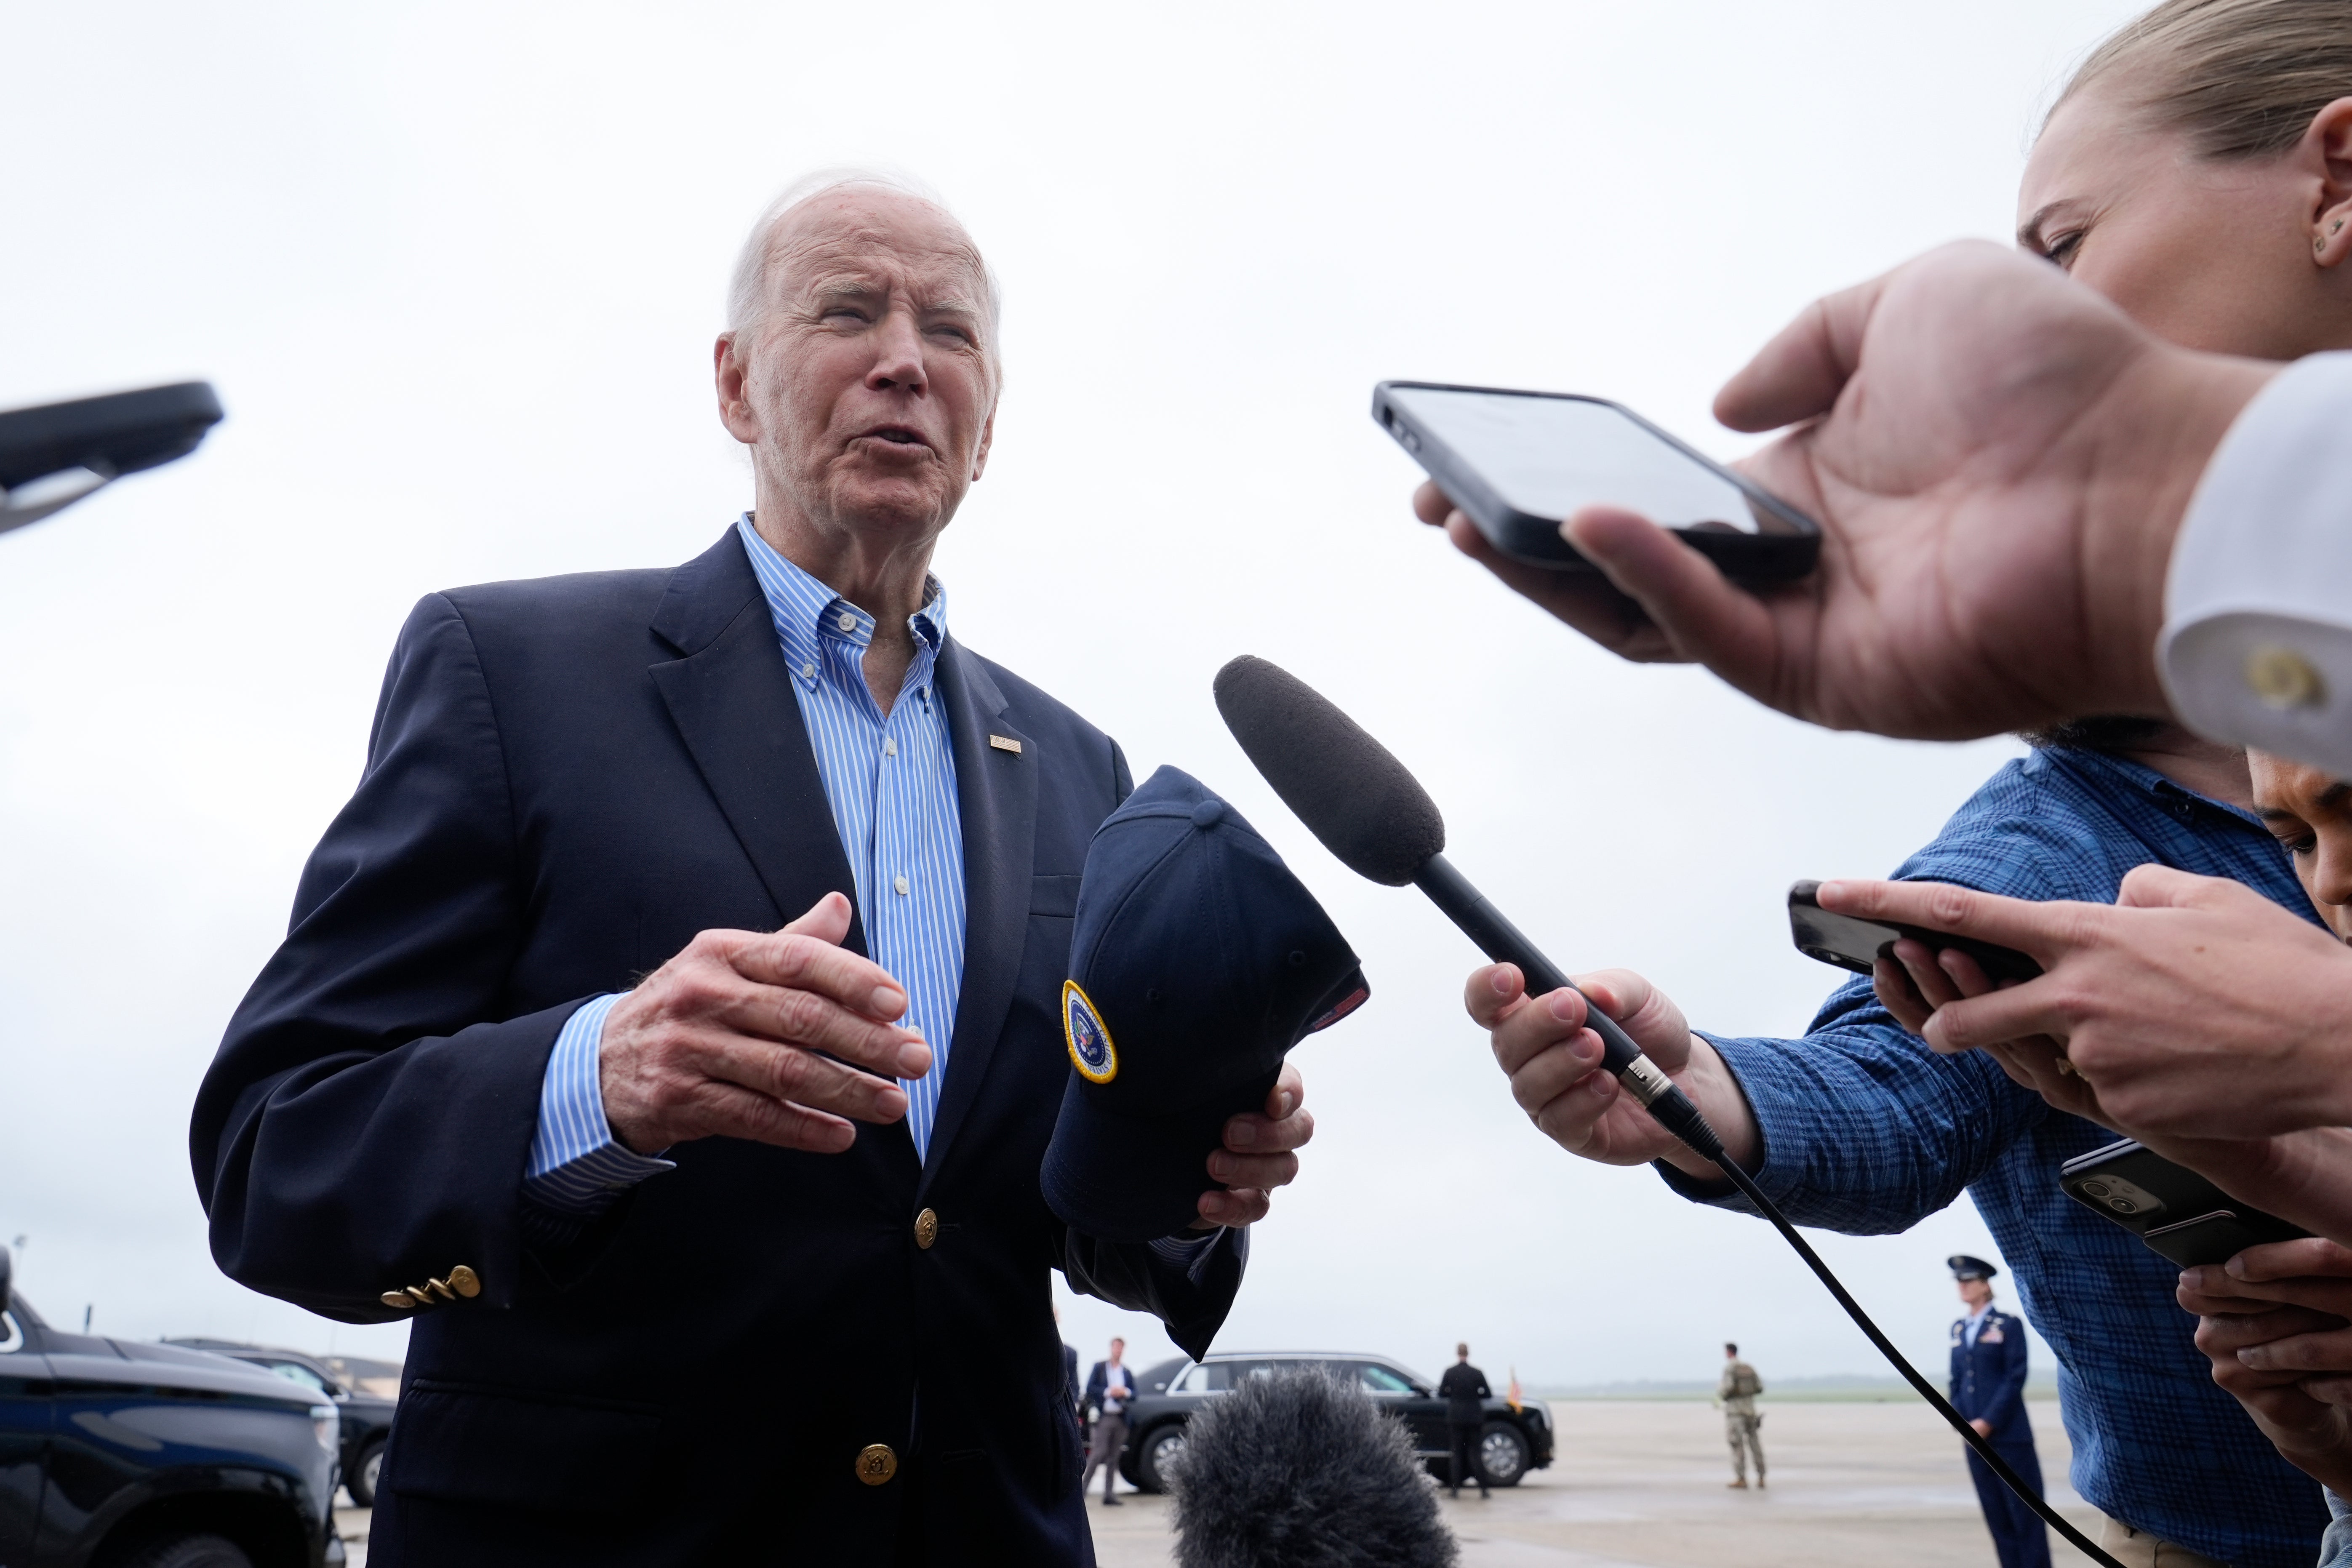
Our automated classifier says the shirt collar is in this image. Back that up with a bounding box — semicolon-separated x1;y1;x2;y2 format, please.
736;515;948;686
2030;743;2264;830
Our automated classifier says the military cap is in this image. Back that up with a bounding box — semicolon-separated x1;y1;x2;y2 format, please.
1948;1254;2000;1280
1041;766;1368;1242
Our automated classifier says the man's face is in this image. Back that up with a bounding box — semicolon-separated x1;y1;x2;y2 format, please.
717;189;997;545
1109;1339;1124;1362
1957;1277;1993;1310
2252;751;2352;942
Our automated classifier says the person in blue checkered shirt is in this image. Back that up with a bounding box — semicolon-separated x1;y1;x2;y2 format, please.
1468;717;2329;1568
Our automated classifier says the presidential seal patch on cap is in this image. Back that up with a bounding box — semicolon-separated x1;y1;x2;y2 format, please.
1062;979;1117;1083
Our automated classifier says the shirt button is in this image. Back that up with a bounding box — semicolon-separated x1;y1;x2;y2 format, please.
884;737;898;757
894;874;910;896
801;661;816;679
2245;645;2326;710
838;611;859;632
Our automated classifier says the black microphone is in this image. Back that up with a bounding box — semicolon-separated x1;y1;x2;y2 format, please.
1212;653;1722;1161
1209;653;2128;1568
1164;1364;1455;1568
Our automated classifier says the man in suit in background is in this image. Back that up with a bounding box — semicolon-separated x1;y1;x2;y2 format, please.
1951;1256;2049;1568
1082;1337;1135;1506
189;171;1317;1566
1438;1342;1491;1499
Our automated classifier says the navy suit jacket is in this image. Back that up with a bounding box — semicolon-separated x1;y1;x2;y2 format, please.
190;531;1245;1565
1082;1361;1135;1417
1950;1307;2034;1450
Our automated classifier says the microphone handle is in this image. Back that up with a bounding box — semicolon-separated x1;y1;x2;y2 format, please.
1411;853;1695;1126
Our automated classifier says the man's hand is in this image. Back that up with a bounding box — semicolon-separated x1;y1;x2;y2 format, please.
1416;242;2275;740
1195;1063;1313;1229
1468;964;1757;1180
1817;869;2352;1138
2180;1241;2352;1492
598;892;932;1155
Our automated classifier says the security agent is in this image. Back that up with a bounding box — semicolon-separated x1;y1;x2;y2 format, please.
1951;1256;2050;1568
1438;1343;1492;1499
188;173;1318;1565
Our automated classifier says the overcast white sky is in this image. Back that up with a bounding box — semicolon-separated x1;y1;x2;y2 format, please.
1;0;2154;1387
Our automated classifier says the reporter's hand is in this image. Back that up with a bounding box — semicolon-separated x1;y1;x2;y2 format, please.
2178;1259;2352;1493
1419;242;2275;741
1195;1063;1313;1229
1819;869;2352;1137
1468;964;1757;1180
1873;939;2113;1127
598;892;932;1155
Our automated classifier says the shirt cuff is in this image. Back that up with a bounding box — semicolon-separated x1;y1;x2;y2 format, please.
523;993;674;1217
2160;350;2352;773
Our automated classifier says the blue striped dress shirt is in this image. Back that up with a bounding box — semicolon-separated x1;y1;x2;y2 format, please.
523;517;966;1213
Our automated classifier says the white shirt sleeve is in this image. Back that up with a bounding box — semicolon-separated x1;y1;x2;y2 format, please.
2160;351;2352;774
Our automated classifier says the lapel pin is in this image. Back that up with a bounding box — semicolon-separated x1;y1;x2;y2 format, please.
989;734;1023;755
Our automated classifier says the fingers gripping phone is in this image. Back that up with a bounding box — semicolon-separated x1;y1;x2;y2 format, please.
2060;1139;2311;1267
1787;880;2042;984
1373;381;1821;582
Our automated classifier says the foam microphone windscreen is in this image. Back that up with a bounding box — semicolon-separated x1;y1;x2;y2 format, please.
1165;1365;1459;1568
1213;655;1447;887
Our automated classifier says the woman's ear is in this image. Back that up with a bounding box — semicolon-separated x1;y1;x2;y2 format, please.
2308;97;2352;267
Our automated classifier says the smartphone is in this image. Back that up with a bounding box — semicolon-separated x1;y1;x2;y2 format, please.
2060;1138;2311;1267
1787;880;2042;985
1373;380;1820;582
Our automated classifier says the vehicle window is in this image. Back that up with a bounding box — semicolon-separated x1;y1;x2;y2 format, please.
1176;1363;1221;1393
1358;1363;1416;1394
266;1362;328;1394
0;1312;20;1355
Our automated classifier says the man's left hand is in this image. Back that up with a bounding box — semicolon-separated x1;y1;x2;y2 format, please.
1194;1063;1312;1228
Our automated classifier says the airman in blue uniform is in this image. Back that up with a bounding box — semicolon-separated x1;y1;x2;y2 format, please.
1950;1254;2049;1568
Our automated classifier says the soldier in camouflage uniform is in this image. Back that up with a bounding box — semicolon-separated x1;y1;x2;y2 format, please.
1719;1342;1765;1488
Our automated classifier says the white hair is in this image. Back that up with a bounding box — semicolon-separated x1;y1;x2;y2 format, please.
723;166;1004;359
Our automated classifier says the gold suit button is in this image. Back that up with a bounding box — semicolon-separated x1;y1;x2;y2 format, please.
914;1208;939;1250
448;1264;482;1298
380;1291;416;1310
856;1443;899;1485
2246;645;2326;710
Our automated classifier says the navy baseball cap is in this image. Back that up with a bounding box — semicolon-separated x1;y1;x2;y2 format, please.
1042;766;1368;1243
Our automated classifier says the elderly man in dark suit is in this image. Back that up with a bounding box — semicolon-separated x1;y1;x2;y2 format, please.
189;171;1314;1566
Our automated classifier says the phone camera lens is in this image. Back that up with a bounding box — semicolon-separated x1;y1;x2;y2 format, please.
2081;1181;2110;1198
2109;1198;2136;1214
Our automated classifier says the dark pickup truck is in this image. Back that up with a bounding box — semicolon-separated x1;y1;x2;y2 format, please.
1;1247;343;1568
1112;1349;1554;1493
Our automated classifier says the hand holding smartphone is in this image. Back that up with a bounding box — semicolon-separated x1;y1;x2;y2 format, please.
1787;880;2041;984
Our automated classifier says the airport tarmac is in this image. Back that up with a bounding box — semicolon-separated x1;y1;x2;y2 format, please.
1087;1397;2110;1567
331;1397;2119;1566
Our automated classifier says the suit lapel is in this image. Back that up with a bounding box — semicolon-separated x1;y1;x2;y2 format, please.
647;531;868;958
919;637;1035;1193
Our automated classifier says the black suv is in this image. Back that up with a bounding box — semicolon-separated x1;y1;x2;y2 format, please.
160;1344;396;1509
1114;1350;1554;1494
1;1248;343;1567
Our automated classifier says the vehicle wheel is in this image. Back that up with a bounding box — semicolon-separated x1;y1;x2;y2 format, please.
348;1437;386;1506
1135;1422;1189;1493
1477;1422;1530;1487
125;1536;256;1568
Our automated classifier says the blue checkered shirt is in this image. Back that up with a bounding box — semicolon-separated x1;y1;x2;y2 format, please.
521;518;965;1213
1661;746;2331;1566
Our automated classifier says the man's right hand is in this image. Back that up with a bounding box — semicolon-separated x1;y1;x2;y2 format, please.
1467;964;1758;1180
1419;241;2276;741
598;892;931;1155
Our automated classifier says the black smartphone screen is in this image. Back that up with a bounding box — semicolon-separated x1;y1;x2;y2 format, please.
1374;380;1819;581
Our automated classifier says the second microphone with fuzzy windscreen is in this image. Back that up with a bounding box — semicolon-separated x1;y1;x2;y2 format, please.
1211;654;1720;1152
